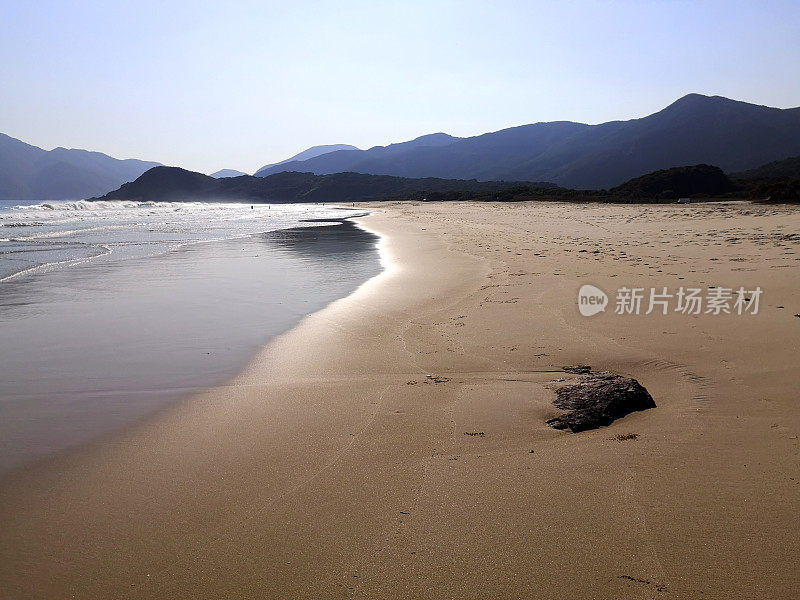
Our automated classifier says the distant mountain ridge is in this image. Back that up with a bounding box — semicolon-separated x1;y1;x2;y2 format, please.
255;134;459;178
254;95;800;189
6;94;800;199
0;133;160;200
254;144;359;177
210;169;247;178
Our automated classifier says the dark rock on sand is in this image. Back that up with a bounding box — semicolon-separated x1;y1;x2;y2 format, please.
547;372;656;433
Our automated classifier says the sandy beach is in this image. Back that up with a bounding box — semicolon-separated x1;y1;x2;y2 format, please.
1;200;799;599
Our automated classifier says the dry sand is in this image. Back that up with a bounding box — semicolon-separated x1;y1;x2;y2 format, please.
1;200;799;599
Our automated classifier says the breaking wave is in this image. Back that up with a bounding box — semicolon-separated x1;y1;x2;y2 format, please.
0;201;367;282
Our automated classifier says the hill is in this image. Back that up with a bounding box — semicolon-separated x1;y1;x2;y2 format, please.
93;166;555;204
733;155;800;180
610;164;735;199
0;133;160;200
253;95;800;189
730;156;800;202
93;163;754;205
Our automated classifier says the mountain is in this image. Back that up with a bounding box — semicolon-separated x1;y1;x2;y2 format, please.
254;144;360;177
92;162;743;205
254;134;459;178
730;156;800;202
504;94;800;189
0;133;161;200
210;169;247;178
92;166;554;204
253;95;800;189
733;155;800;180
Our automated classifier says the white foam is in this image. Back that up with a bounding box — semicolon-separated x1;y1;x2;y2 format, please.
0;202;368;281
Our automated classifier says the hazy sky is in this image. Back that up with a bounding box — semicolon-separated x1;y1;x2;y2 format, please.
1;0;799;174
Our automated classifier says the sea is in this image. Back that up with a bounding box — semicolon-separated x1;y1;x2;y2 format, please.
0;199;382;473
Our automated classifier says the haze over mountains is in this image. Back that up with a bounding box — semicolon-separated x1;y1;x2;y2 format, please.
254;94;800;189
0;133;160;200
2;93;800;200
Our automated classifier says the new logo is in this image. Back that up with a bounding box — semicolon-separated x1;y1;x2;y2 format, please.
578;284;608;317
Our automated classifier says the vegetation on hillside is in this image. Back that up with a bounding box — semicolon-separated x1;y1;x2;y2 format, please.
94;167;555;204
95;158;800;205
731;156;800;202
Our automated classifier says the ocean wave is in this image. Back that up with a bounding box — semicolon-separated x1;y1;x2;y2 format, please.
0;203;370;282
9;224;130;242
0;243;112;282
0;221;44;227
18;200;154;211
15;200;207;212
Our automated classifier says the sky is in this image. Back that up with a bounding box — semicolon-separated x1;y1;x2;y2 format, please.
1;0;799;174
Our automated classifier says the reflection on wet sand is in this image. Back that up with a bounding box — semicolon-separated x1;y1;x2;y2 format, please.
0;220;381;474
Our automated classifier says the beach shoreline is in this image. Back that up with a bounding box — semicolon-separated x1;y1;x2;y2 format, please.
0;211;382;475
2;200;799;599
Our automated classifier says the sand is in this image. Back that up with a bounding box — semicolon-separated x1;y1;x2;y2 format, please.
1;200;799;599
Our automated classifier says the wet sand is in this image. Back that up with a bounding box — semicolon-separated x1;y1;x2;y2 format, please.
0;221;381;472
1;201;799;599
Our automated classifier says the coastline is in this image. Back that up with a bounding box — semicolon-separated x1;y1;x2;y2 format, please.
0;214;381;474
2;201;799;598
